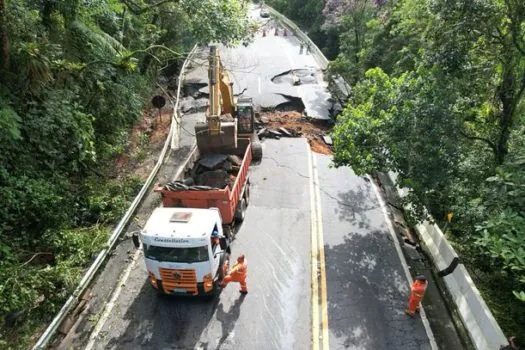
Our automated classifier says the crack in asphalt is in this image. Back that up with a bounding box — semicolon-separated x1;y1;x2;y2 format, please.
263;156;310;179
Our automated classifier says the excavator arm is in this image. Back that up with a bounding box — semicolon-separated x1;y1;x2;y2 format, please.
195;45;238;152
194;45;261;160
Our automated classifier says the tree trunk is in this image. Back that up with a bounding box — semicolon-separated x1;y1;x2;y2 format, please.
495;61;518;165
0;0;10;71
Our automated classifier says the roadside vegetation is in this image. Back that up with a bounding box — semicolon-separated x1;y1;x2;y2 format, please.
265;0;525;340
0;0;252;347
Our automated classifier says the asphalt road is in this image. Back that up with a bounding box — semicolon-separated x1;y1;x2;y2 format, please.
85;139;311;350
74;6;434;350
316;155;431;349
184;10;332;119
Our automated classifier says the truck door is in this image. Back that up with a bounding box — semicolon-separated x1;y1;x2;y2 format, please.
211;224;221;274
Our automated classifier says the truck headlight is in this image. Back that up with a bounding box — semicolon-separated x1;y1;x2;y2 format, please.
149;272;158;289
203;273;213;292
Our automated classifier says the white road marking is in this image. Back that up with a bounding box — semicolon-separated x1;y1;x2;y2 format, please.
312;154;329;350
308;143;320;350
85;249;141;350
368;175;438;350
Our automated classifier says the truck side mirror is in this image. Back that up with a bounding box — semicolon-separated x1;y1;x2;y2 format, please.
219;237;227;250
132;232;140;249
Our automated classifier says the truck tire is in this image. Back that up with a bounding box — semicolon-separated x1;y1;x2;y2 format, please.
223;226;234;240
251;139;263;161
234;197;247;223
244;181;250;204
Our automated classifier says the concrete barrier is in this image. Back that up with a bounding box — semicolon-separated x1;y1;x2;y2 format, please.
390;173;508;350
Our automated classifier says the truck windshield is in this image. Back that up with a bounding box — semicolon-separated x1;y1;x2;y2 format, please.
144;245;209;263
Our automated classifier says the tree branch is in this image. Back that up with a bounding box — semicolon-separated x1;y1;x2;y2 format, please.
504;0;525;56
20;252;53;267
121;0;175;15
458;129;497;154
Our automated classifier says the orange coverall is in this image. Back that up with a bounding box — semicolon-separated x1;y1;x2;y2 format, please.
222;259;248;293
406;279;428;316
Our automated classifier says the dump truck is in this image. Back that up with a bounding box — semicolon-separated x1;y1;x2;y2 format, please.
154;138;252;239
132;46;255;297
133;138;251;296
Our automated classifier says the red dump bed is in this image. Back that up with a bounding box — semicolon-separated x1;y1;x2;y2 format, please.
154;142;252;225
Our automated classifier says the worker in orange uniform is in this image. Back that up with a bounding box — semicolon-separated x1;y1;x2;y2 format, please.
221;255;248;294
405;275;428;317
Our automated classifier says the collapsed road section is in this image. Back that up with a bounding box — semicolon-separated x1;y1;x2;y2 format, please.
256;110;334;155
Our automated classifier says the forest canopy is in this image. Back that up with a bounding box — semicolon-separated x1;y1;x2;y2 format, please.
267;0;525;339
0;0;251;346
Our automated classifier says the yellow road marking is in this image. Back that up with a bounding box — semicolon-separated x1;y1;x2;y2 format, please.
287;37;327;350
308;143;320;350
313;155;330;350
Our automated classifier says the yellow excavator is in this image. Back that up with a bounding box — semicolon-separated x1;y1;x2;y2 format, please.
194;45;263;161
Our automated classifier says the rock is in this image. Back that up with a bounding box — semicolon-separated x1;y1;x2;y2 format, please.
183;177;195;186
199;154;228;170
257;128;268;139
231;165;241;175
322;135;333;145
228;155;242;166
196;170;230;189
221;161;233;171
279;127;293;137
267;129;282;138
180;97;207;113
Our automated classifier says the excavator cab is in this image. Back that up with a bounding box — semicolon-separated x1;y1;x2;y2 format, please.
237;98;255;134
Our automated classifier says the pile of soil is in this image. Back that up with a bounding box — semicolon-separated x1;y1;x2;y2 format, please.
256;111;333;155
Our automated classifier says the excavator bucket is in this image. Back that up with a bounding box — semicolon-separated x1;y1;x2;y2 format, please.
194;120;237;154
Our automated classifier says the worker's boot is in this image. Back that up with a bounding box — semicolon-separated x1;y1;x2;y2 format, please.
404;309;415;317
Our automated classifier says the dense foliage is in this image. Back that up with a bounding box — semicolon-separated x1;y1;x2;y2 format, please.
0;0;251;346
267;0;525;338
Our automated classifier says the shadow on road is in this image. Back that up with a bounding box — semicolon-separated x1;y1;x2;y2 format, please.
215;294;246;349
322;181;379;230
324;230;431;350
106;280;221;349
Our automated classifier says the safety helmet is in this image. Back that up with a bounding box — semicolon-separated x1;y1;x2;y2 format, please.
211;230;219;237
415;275;427;282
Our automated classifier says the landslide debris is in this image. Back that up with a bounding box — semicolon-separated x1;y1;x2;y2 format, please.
256;111;333;155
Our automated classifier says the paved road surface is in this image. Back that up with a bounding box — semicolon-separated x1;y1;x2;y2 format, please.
86;139;311;349
316;155;431;349
77;6;434;350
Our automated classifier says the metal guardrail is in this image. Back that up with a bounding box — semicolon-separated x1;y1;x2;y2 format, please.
171;44;198;150
32;45;198;350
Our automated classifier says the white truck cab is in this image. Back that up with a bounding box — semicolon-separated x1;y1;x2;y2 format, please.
134;207;231;297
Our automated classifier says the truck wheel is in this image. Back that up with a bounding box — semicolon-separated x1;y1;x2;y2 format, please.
223;226;234;240
251;140;263;161
244;181;250;204
235;198;247;223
